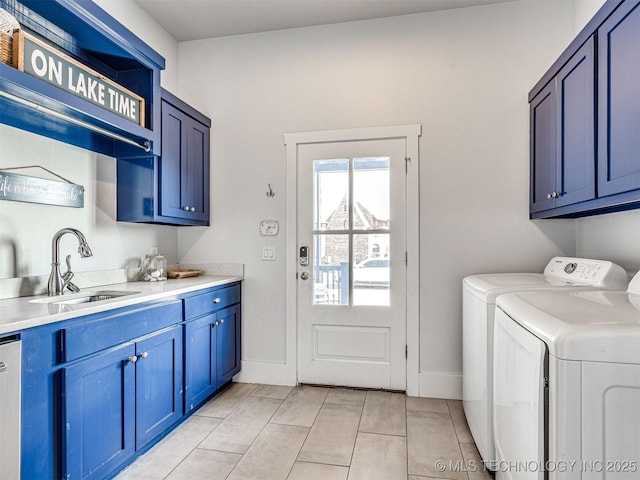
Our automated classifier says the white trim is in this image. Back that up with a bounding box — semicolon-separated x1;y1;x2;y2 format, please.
284;124;421;146
405;130;420;397
234;360;297;386
418;371;462;400
284;124;421;393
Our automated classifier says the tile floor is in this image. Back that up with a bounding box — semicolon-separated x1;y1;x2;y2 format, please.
115;383;492;480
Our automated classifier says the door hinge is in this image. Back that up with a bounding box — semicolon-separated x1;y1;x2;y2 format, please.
405;345;408;358
405;157;411;173
405;251;408;266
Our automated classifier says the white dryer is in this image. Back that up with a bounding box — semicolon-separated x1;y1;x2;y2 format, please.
493;272;640;480
462;257;629;467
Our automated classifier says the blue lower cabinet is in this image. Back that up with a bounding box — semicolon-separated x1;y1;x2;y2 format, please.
63;325;182;480
135;326;183;449
18;284;240;480
217;305;241;385
63;343;136;480
184;313;218;411
183;284;242;412
184;306;241;412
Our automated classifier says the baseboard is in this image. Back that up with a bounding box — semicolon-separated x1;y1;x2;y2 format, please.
234;360;297;386
417;371;462;400
234;362;460;400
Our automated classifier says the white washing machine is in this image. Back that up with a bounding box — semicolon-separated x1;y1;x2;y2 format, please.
462;257;629;467
493;272;640;480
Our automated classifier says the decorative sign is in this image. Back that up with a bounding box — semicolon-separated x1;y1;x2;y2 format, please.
0;171;84;207
12;30;145;126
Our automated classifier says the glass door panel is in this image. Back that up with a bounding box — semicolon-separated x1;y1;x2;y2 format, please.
312;157;391;307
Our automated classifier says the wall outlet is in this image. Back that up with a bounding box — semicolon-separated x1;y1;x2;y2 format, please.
262;246;276;261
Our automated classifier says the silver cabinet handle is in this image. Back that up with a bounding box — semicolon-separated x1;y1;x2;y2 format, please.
547;193;552;199
214;321;220;327
0;361;6;373
138;351;148;359
183;206;190;211
128;355;138;363
212;297;222;304
190;207;196;212
220;319;224;324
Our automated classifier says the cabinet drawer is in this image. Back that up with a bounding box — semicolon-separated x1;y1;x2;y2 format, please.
184;283;240;320
61;300;183;363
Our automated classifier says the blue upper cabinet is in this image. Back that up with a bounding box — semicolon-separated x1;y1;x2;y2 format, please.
0;0;164;156
530;37;595;215
529;0;640;218
116;89;211;226
530;82;558;214
555;38;596;208
598;0;640;197
159;90;211;223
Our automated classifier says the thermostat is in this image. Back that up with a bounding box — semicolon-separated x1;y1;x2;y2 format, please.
259;220;279;236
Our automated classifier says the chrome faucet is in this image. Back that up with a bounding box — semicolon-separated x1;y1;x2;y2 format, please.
47;228;93;296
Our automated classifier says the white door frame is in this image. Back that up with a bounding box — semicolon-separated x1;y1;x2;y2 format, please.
284;124;421;396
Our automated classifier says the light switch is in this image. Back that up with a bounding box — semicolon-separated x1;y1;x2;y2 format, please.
262;246;276;261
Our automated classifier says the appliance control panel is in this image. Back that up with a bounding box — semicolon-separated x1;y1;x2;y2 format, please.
543;257;629;289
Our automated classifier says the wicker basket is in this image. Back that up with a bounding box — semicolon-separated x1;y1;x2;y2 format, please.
0;30;12;66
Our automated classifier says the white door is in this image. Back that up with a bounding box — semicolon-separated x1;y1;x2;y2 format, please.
296;138;407;390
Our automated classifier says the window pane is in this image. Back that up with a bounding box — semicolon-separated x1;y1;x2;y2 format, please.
313;234;349;305
313;159;349;231
353;234;390;306
353;157;390;231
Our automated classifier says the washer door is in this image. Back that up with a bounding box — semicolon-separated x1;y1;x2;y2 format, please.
493;308;546;480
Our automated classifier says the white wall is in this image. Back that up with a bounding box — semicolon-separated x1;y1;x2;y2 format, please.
0;0;180;279
177;0;578;394
93;0;180;92
576;211;640;273
573;0;607;32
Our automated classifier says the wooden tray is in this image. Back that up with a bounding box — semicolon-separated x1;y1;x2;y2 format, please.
167;269;203;279
0;31;12;65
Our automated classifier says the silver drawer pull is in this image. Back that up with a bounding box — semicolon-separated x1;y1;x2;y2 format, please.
212;297;222;304
128;356;138;363
138;351;149;360
214;321;220;327
0;361;6;372
219;319;224;325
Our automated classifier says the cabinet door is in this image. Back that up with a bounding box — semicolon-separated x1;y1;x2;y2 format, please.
63;343;136;480
184;313;217;412
598;0;640;197
159;100;189;219
217;304;241;385
530;81;557;213
185;118;210;222
159;99;210;223
135;325;183;449
556;36;595;207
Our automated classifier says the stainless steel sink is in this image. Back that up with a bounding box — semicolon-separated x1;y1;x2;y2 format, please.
54;291;138;305
30;290;140;305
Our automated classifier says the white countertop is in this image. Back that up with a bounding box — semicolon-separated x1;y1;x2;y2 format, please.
0;275;242;336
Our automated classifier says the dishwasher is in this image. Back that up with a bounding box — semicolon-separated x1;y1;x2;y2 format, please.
0;336;21;480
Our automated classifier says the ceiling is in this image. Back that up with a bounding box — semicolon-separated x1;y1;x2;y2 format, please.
133;0;515;42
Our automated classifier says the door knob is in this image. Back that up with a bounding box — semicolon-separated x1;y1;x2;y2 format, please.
300;272;310;280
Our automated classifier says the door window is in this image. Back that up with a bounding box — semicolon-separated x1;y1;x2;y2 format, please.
312;157;391;306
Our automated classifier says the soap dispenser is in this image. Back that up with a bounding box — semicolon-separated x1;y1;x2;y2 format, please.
140;246;167;281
